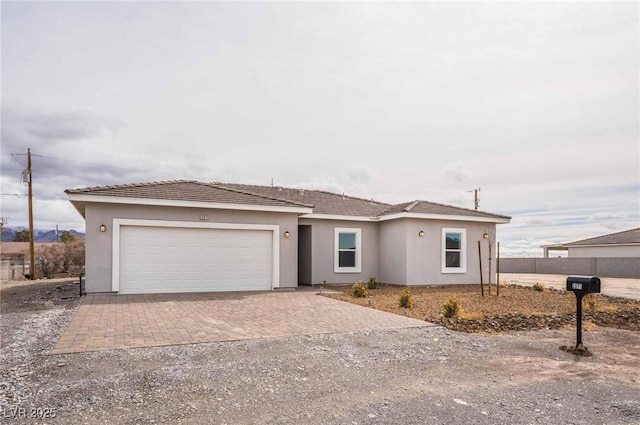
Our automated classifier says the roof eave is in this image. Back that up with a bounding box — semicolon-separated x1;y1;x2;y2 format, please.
66;193;314;215
566;242;640;248
299;213;377;222
376;212;511;224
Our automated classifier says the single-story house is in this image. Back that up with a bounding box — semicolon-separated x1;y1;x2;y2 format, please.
542;227;640;258
65;180;511;294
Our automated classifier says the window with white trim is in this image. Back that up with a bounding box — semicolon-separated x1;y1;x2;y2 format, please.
334;228;362;273
442;228;466;273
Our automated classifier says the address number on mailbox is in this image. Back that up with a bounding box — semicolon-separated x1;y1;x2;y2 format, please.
566;276;601;294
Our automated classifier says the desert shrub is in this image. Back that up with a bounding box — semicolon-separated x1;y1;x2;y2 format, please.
442;296;461;318
351;281;368;298
367;276;379;289
583;293;597;310
532;282;545;292
398;289;413;308
36;244;65;278
62;239;85;273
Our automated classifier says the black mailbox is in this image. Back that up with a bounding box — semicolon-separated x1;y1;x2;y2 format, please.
566;276;601;294
565;275;602;351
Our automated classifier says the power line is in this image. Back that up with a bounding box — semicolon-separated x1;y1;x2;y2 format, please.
9;152;27;167
38;154;149;172
7;152;149;173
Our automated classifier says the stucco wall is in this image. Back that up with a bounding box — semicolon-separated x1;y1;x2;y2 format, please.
405;219;495;285
84;203;300;293
378;219;498;285
379;219;407;284
568;245;640;258
298;219;380;284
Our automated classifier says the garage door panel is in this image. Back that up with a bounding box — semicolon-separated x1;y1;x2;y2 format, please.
119;225;273;294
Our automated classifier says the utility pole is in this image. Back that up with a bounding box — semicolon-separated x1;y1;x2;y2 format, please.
27;148;35;280
0;216;7;238
468;187;481;210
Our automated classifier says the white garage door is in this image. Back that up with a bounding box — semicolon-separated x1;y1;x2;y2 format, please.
119;225;273;294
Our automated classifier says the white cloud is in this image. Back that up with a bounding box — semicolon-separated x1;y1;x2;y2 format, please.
438;162;474;188
589;212;625;221
1;1;637;253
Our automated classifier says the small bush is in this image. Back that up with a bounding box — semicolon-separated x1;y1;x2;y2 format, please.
398;289;413;308
351;281;368;298
367;276;379;289
532;282;545;292
583;293;597;310
442;296;461;318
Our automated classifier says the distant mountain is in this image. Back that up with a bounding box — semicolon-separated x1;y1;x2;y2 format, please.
1;227;85;242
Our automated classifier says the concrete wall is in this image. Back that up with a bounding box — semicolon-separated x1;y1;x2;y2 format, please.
85;203;300;293
500;257;640;278
499;258;536;273
569;245;640;258
298;218;380;284
595;257;640;278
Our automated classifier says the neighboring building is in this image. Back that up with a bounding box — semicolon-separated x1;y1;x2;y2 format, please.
542;228;640;258
66;180;510;294
0;242;61;281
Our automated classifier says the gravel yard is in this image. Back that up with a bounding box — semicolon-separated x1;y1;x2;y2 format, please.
1;279;639;424
322;283;640;334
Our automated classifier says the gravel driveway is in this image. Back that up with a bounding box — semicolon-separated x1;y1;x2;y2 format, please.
1;279;639;424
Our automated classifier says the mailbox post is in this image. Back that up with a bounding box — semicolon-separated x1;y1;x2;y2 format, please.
566;276;601;348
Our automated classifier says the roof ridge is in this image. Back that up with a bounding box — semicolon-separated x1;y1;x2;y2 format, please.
413;199;511;219
216;182;391;207
309;189;391;206
65;179;196;194
377;199;510;219
377;201;412;216
404;200;421;212
209;182;315;208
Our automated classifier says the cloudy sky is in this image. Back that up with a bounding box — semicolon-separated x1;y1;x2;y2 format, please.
1;1;638;257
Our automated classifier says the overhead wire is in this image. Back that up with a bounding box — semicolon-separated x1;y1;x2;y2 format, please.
5;152;149;173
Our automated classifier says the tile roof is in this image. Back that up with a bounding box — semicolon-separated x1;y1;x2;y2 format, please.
65;180;312;208
0;242;61;257
565;228;640;246
216;183;390;217
380;200;510;220
66;180;511;221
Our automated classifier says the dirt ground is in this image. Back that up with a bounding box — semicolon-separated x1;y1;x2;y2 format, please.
1;279;639;424
322;283;640;333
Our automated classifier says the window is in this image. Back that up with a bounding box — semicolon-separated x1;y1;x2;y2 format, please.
442;228;466;273
334;228;362;273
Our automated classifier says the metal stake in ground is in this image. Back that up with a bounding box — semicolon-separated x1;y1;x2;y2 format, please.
562;276;601;356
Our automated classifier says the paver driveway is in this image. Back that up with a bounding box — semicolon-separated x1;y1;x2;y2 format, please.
50;290;432;354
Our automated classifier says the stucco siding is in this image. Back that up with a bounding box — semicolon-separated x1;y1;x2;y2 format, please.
84;203;299;293
379;220;408;284
569;245;640;258
378;219;498;285
406;219;494;285
298;219;380;284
